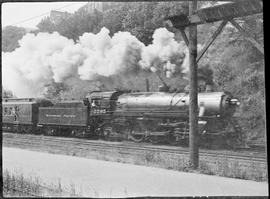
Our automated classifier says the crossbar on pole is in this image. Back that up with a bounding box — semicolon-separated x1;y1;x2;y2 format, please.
196;20;228;63
179;28;189;47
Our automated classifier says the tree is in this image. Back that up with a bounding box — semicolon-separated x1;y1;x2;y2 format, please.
71;9;104;37
202;16;265;143
36;9;104;41
37;17;57;33
121;2;156;45
2;88;14;98
43;82;68;102
101;4;127;35
60;77;106;100
2;26;27;52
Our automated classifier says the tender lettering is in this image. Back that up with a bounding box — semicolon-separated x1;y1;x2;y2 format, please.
45;114;76;118
46;114;61;117
63;114;76;118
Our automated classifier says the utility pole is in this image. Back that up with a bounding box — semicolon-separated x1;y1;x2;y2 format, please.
145;78;150;92
189;0;199;169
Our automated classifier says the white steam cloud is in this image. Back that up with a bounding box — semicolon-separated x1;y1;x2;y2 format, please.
77;27;144;80
139;28;187;78
2;27;193;97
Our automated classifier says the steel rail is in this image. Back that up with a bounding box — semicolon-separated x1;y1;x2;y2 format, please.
3;132;266;163
5;140;266;163
4;132;266;157
3;132;266;161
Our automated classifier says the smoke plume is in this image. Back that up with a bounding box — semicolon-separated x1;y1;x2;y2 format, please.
2;32;75;97
139;28;187;78
2;27;191;97
77;27;145;80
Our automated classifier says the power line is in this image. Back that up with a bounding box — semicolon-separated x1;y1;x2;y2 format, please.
8;2;84;27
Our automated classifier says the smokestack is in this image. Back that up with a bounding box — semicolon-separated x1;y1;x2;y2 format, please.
205;84;214;92
156;72;170;92
156;72;169;89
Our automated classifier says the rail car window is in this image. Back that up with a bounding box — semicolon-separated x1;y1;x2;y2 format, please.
9;107;13;115
4;107;8;115
15;106;19;111
3;107;13;116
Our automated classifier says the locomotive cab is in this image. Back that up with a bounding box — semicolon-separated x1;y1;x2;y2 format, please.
86;91;125;116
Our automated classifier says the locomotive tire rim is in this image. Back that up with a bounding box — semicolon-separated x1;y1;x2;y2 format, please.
128;122;146;143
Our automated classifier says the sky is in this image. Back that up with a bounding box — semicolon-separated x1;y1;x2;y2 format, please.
1;1;233;30
1;2;88;29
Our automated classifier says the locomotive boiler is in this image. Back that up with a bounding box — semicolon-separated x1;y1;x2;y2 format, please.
115;91;238;118
87;90;240;146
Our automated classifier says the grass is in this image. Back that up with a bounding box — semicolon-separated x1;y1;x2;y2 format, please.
91;148;267;181
3;169;133;197
3;169;42;197
2;149;267;197
198;158;267;181
2;169;80;197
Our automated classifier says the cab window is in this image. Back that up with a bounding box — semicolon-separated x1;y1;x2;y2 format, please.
91;99;100;107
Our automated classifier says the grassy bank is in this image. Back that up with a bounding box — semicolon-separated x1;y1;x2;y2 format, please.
2;169;79;197
92;149;267;181
3;133;267;182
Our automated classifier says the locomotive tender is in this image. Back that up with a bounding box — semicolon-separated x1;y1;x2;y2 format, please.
2;90;240;146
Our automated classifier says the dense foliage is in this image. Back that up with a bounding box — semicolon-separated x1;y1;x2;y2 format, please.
2;26;27;52
2;2;265;144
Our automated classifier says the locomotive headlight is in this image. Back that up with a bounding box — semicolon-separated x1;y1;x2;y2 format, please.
222;95;240;117
230;99;240;106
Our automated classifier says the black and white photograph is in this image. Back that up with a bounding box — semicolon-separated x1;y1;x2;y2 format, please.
1;0;268;197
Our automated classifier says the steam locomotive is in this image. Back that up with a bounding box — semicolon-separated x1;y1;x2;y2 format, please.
2;89;241;147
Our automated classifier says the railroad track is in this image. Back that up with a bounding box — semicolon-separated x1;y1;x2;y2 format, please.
3;132;266;163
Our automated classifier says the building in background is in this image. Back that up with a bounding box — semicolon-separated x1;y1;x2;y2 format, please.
78;2;119;13
49;2;121;25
